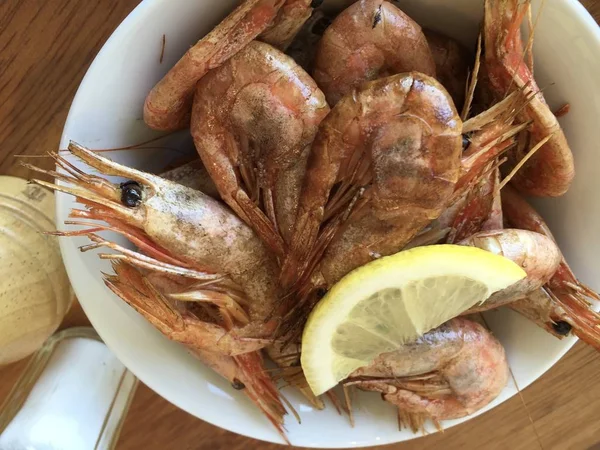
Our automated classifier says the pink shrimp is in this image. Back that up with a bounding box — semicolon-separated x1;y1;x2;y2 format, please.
459;229;561;312
483;0;575;197
277;73;530;341
191;40;329;258
501;185;600;349
313;0;436;105
26;143;291;438
280;72;461;293
143;0;285;131
345;318;509;432
259;0;317;50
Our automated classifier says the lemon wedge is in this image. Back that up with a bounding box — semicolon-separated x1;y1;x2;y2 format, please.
301;244;526;396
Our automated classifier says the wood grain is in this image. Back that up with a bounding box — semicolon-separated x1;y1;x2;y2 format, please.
1;1;600;449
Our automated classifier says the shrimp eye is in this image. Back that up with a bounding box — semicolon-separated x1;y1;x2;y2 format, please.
316;288;327;300
120;181;143;208
462;134;471;151
552;320;572;336
231;378;246;390
311;0;324;6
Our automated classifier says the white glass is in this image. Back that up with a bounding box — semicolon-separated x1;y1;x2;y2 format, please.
0;327;138;450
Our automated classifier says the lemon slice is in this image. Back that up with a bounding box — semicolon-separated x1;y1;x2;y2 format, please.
301;244;526;396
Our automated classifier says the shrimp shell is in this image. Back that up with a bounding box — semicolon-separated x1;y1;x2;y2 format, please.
282;72;462;288
346;318;509;431
313;0;436;105
483;0;574;197
259;0;314;50
459;229;561;312
143;0;285;131
502;185;600;349
192;40;329;257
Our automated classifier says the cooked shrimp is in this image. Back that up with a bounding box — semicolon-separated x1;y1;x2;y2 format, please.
160;159;220;199
345;318;509;432
191;40;329;257
483;0;574;197
277;73;529;340
313;0;436;105
26;143;290;436
259;0;315;50
424;29;471;111
501;185;600;349
459;229;561;312
281;72;462;292
143;0;285;131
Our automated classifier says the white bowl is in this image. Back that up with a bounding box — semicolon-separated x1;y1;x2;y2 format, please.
57;0;600;447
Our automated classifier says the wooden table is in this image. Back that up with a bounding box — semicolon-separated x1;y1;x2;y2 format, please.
1;1;600;449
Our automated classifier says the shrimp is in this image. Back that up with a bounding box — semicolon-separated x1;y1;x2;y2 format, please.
281;72;461;292
191;40;329;258
483;0;575;197
25;142;290;438
313;0;436;105
259;0;316;51
459;229;561;312
158;157;322;407
277;73;531;341
501;185;600;350
345;318;509;432
159;159;220;199
143;0;285;131
424;29;471;111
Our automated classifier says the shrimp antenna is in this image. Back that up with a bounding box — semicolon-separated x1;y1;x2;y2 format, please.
523;0;546;76
56;130;185;155
502;0;546;100
462;32;482;121
499;132;553;190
